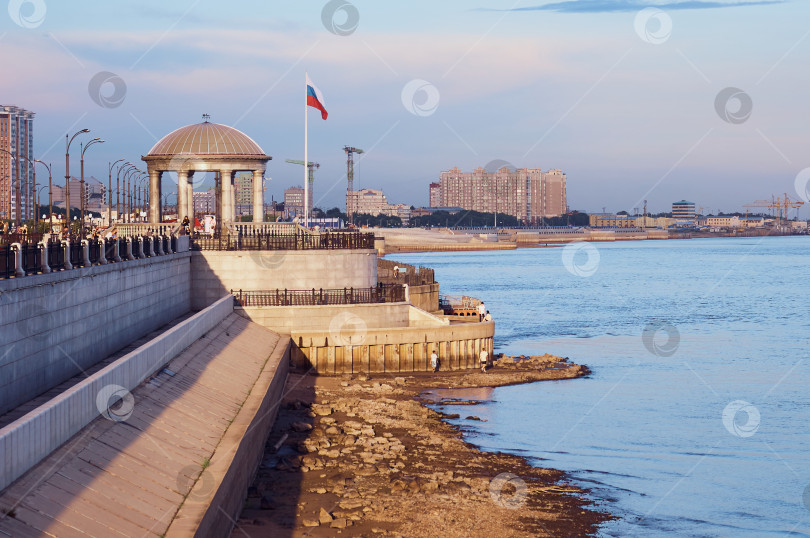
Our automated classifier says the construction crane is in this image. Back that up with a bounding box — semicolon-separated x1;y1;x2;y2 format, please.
744;193;804;230
285;160;320;211
343;146;364;225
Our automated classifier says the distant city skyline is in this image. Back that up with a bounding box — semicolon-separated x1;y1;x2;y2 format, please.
1;1;809;216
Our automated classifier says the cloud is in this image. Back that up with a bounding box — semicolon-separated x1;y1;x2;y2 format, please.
488;0;786;13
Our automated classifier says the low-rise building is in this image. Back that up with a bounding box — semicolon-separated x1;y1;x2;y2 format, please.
672;200;696;220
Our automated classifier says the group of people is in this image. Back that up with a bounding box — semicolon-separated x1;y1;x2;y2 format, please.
429;346;491;374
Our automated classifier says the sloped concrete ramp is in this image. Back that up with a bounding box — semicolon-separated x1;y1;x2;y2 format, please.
0;313;286;537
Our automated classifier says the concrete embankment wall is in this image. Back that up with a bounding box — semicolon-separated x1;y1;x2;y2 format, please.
167;330;291;538
0;241;192;416
406;282;440;313
236;302;412;334
190;249;377;310
291;320;494;374
0;294;233;492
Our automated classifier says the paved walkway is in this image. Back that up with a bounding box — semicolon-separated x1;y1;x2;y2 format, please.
0;313;281;537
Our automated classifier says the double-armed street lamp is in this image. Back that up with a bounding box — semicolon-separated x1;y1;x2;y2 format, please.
108;158;125;224
136;174;149;221
65;129;90;232
125;166;141;223
80;138;104;231
117;162;135;220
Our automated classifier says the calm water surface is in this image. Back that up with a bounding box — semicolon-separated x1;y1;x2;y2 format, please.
394;237;810;537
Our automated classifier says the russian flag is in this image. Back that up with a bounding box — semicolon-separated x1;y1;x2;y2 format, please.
306;75;328;120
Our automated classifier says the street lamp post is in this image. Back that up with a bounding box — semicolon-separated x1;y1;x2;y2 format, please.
124;167;140;223
35;161;53;233
108;158;125;226
36;185;48;228
80;138;104;232
65;129;90;234
117;163;134;221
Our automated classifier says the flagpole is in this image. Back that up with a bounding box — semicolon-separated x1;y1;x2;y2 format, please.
304;72;309;228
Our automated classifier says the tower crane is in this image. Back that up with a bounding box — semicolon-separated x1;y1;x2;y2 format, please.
285;159;320;209
343;146;364;225
744;193;804;230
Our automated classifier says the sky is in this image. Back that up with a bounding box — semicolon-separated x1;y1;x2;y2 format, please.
2;0;809;215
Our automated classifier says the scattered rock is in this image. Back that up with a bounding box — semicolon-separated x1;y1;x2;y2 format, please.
319;507;334;524
330;517;348;529
302;519;319;527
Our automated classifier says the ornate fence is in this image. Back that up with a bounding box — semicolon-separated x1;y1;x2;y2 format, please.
377;258;435;286
231;284;405;307
193;230;375;251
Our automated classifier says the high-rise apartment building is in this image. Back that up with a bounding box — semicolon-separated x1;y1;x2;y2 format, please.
429;182;441;208
433;166;567;224
0;105;35;221
284;186;310;218
234;172;253;215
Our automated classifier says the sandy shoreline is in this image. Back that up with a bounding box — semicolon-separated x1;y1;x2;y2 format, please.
233;354;613;537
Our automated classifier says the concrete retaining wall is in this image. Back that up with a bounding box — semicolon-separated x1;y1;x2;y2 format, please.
0;245;193;416
0;294;234;492
409;282;440;313
291;320;494;374
190;249;377;310
167;332;291;537
235;302;413;334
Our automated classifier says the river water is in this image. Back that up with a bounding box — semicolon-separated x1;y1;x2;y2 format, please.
394;237;810;537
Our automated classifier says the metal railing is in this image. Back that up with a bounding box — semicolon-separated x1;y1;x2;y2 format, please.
0;232;43;245
193;230;375;251
232;284;406;307
0;245;12;279
377;258;435;286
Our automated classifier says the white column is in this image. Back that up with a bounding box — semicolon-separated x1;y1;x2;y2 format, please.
39;241;51;274
98;239;108;265
252;169;263;223
12;243;24;277
187;172;194;224
177;170;189;222
149;170;162;223
221;169;233;224
62;240;73;270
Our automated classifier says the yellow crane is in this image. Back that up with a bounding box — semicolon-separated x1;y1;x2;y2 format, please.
744;193;804;229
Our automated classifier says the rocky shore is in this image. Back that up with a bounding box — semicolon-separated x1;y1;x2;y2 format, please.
233;354;612;537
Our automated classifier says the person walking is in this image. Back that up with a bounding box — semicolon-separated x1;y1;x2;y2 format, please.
480;348;488;373
478;302;486;321
430;350;439;373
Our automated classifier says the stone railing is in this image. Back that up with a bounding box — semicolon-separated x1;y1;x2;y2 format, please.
0;235;189;279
